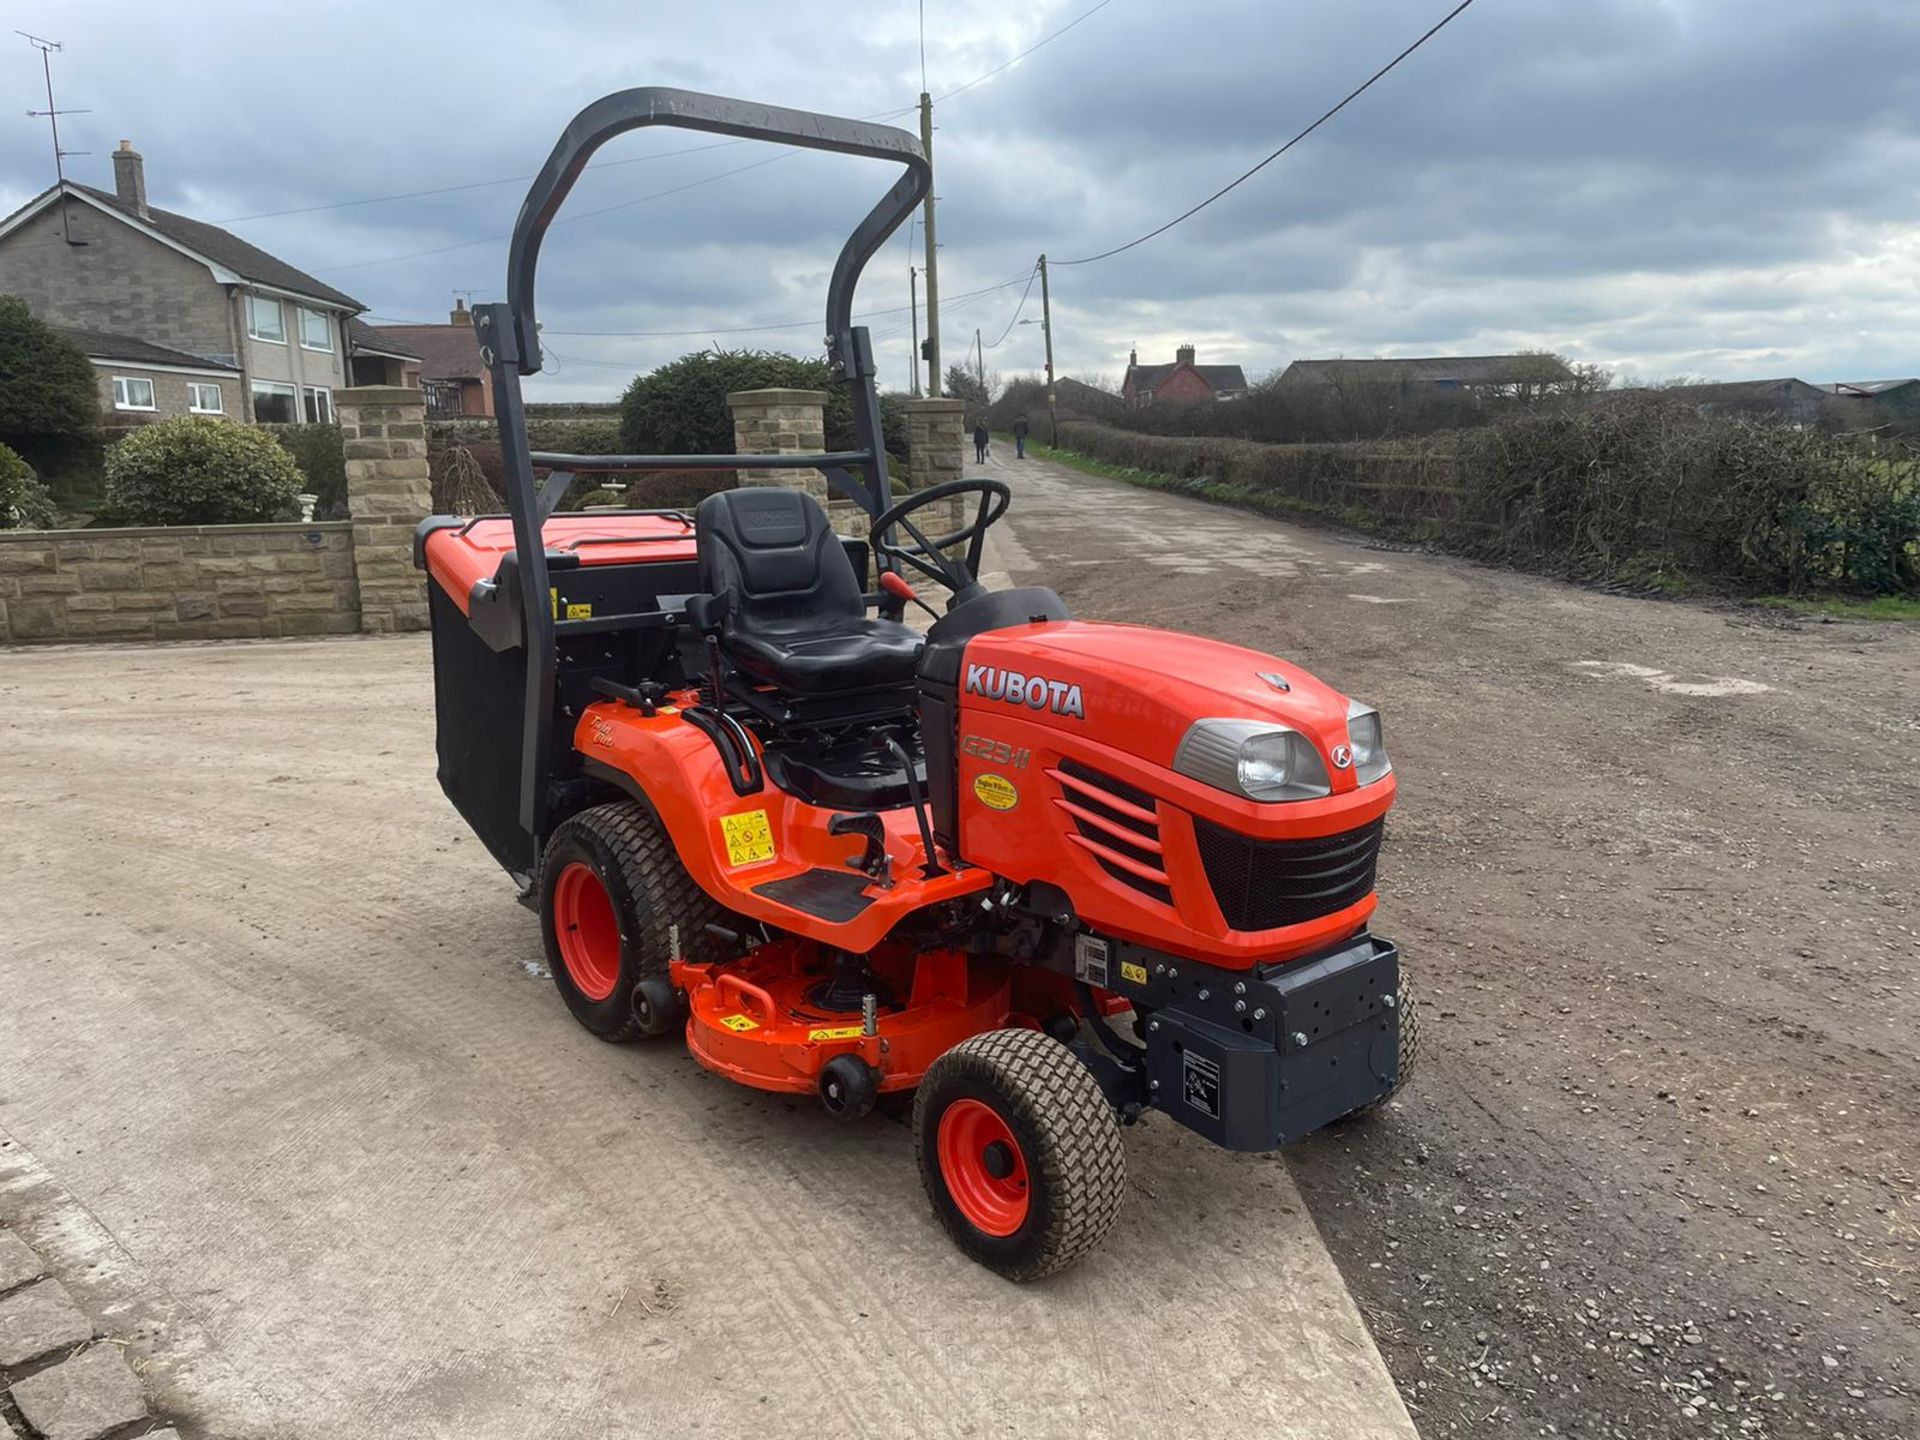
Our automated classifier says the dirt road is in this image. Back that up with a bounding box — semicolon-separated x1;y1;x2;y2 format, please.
0;634;1408;1434
984;451;1920;1439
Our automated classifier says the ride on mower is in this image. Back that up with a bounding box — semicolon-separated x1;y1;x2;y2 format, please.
416;88;1414;1280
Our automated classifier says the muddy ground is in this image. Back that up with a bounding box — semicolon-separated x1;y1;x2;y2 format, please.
987;452;1919;1440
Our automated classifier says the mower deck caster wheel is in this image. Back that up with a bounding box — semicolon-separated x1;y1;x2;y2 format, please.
914;1028;1126;1281
631;976;683;1038
819;1054;878;1119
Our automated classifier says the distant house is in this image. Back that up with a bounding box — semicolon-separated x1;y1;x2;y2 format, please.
1275;354;1577;398
1658;377;1830;426
1824;378;1920;427
346;320;422;389
1122;345;1248;408
0;140;365;426
356;302;494;418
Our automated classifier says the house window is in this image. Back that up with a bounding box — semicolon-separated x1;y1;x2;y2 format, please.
246;294;285;343
302;386;333;424
187;382;224;415
298;306;333;352
112;376;156;411
251;381;297;423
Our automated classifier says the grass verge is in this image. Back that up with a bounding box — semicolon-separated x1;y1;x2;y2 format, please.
992;434;1437;543
1752;594;1920;621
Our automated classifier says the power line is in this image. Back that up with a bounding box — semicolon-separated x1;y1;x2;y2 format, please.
1054;0;1476;266
933;0;1116;103
982;264;1040;348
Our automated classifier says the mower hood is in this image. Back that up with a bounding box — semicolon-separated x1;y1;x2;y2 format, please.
960;620;1364;784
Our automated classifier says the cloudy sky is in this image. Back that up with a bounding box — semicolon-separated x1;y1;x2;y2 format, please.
3;0;1916;400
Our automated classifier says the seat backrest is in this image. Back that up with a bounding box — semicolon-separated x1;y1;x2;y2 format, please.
696;487;866;630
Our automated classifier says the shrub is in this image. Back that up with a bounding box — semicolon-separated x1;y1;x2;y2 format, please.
264;423;346;518
621;350;843;456
0;441;58;530
105;416;303;525
0;295;100;440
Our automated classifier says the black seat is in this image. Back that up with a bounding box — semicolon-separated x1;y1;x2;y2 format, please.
695;488;923;697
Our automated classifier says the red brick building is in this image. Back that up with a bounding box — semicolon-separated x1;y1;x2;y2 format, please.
1122;344;1248;408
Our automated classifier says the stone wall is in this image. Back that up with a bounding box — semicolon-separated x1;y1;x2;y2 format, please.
726;388;829;500
0;522;357;643
900;397;966;491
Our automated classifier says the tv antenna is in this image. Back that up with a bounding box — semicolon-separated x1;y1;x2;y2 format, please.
18;32;90;245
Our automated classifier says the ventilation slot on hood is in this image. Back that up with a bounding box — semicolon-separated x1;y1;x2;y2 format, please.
1049;758;1172;906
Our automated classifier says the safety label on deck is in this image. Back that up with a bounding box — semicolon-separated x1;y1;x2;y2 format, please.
720;809;776;867
1182;1049;1221;1119
718;1013;759;1032
807;1025;864;1042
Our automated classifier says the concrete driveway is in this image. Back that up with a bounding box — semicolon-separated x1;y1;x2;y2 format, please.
0;579;1412;1433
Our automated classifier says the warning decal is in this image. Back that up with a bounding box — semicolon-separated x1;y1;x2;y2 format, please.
1182;1049;1221;1119
1119;960;1149;986
718;1013;760;1032
720;809;776;867
807;1025;864;1042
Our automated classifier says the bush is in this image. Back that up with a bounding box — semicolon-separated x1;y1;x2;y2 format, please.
264;423;346;518
105;417;303;525
0;295;100;440
621;350;841;455
0;441;58;530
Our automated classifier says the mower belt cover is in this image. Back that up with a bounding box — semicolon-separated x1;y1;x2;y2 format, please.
1137;935;1400;1150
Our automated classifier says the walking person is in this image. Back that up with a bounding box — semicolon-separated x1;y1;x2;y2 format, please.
973;421;990;465
1013;414;1029;459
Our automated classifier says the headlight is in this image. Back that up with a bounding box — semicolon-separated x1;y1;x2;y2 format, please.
1173;719;1331;802
1346;701;1391;785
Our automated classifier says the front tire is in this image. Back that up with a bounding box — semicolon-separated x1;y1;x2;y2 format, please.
914;1029;1126;1281
538;801;719;1042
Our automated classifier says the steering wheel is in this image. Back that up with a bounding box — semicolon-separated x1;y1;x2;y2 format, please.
870;478;1012;598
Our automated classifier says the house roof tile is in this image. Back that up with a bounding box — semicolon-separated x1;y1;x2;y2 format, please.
363;323;484;382
48;324;240;372
71;183;364;310
348;318;423;361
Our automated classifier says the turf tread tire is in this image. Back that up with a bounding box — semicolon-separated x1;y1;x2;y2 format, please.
539;801;723;1043
914;1028;1126;1281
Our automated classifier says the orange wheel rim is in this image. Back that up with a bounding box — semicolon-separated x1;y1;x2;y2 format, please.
937;1098;1030;1237
553;862;620;1001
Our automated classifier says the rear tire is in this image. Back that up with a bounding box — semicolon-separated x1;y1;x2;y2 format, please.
914;1028;1126;1281
1344;975;1419;1119
539;801;722;1042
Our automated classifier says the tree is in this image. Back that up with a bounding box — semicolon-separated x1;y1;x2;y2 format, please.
0;295;100;440
105;416;303;525
944;364;991;426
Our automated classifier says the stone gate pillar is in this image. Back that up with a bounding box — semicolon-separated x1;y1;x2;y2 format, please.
901;397;966;491
339;385;433;634
726;388;830;502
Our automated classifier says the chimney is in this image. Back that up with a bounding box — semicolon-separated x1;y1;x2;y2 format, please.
113;140;148;219
450;297;470;326
1128;346;1138;368
1176;344;1195;367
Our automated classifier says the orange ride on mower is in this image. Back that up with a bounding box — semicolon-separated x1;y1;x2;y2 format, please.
416;88;1414;1280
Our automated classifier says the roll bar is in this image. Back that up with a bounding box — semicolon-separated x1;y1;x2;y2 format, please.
471;88;930;846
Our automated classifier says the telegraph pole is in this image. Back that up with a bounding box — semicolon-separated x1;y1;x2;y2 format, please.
974;328;985;394
19;32;89;247
1038;254;1058;447
908;265;921;397
918;91;942;397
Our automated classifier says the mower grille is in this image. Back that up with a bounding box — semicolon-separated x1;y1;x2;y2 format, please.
1052;759;1173;906
1194;816;1383;932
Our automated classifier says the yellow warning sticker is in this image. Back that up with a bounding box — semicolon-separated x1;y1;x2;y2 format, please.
718;1013;759;1032
807;1025;865;1042
1120;960;1149;985
720;809;776;867
973;773;1019;811
565;601;593;620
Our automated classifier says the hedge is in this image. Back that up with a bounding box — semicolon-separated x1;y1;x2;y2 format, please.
104;416;303;525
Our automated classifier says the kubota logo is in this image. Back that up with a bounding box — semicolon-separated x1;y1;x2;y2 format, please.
966;663;1086;719
1331;744;1354;770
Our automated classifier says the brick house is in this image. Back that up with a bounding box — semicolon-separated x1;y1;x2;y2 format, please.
356;301;494;417
1122;345;1248;408
0;140;368;426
